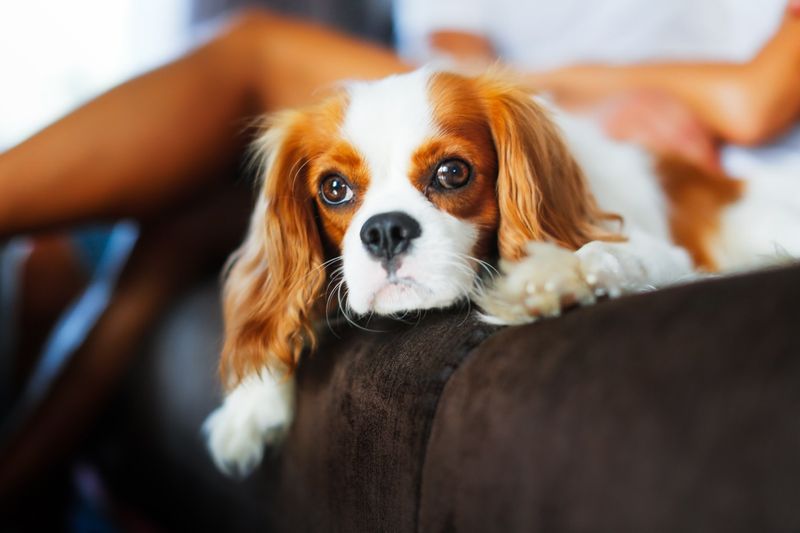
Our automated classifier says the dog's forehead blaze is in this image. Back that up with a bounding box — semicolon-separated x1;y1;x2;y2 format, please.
293;72;503;257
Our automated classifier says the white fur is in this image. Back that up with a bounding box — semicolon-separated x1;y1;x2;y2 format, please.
547;103;673;242
479;97;799;325
205;70;482;479
206;69;800;476
203;368;293;477
478;105;699;324
340;68;480;315
714;166;800;270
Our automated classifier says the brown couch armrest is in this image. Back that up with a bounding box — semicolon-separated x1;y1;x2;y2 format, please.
100;264;800;532
419;265;800;532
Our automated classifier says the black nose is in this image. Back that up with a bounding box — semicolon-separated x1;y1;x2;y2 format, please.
360;211;422;261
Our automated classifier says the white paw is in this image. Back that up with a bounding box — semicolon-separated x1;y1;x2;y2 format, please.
203;369;293;477
575;241;628;298
477;242;596;325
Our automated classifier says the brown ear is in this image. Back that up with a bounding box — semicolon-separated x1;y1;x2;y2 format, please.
477;75;622;261
219;111;325;388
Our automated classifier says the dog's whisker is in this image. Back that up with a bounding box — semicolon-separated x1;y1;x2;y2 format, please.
308;256;344;285
337;283;389;333
325;275;344;334
457;287;474;327
336;279;362;331
287;156;312;192
324;268;345;299
430;257;478;280
318;255;344;270
434;250;499;279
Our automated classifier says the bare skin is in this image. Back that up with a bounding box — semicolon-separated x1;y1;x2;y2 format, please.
0;11;408;239
3;6;798;238
2;3;799;504
14;237;89;391
526;9;800;145
428;4;800;169
0;9;408;504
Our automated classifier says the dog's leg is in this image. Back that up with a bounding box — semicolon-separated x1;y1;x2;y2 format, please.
478;230;694;325
576;229;696;297
203;368;293;477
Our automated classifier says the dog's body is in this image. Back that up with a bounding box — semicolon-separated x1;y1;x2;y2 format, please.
205;68;800;476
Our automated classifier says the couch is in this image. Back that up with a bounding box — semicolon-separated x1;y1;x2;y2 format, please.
94;263;800;532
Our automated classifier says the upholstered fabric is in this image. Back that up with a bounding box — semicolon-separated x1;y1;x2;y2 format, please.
419;265;800;532
279;312;495;532
97;264;800;532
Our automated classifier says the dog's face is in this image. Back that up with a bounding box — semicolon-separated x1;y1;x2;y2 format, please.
320;70;500;315
220;69;613;382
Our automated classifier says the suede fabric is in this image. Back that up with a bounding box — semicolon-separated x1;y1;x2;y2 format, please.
419;266;800;532
97;265;800;532
279;312;496;532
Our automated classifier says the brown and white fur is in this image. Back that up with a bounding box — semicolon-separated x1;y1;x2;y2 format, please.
204;68;800;476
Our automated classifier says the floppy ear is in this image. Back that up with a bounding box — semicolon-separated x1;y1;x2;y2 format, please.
478;76;622;261
219;111;325;388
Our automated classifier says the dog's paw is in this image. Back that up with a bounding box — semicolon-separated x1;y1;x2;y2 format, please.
477;242;596;325
203;369;293;478
575;241;628;298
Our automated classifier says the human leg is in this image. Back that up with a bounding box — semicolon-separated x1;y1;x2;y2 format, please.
0;10;407;238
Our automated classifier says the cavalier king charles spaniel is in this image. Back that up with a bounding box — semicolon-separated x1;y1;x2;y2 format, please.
204;68;800;476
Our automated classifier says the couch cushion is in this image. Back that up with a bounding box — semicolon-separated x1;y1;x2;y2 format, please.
419;265;800;533
101;264;800;532
279;312;496;532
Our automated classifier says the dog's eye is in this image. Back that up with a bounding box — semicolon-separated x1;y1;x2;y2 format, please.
434;159;471;190
319;175;354;205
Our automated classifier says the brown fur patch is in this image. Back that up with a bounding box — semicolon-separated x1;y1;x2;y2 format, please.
306;139;369;248
220;70;628;385
272;92;366;250
423;73;501;258
220;93;357;385
430;71;623;262
656;156;743;271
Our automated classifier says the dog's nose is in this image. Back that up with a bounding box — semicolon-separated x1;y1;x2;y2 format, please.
360;211;422;261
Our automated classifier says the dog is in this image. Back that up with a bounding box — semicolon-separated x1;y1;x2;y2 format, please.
203;67;800;476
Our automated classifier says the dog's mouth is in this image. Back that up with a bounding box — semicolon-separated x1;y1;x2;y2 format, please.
367;276;432;313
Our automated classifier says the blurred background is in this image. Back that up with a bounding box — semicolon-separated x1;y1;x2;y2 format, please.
1;0;798;531
0;0;392;150
0;2;393;531
0;1;190;150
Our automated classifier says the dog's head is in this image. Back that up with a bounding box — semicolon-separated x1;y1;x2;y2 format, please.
220;68;613;383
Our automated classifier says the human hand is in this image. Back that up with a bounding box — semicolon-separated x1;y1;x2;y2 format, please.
593;89;721;172
428;31;496;72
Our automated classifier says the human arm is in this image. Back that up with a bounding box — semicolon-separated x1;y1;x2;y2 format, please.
525;6;800;145
0;10;408;238
0;9;410;500
425;32;723;169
